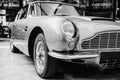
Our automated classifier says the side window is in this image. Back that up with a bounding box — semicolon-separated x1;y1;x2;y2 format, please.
28;4;35;17
15;11;21;21
35;3;41;16
18;5;28;20
36;2;47;16
20;7;28;19
20;9;27;19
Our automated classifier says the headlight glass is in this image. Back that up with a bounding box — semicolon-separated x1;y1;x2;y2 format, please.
63;21;75;39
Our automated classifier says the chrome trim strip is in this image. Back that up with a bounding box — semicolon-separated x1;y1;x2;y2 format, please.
81;30;120;42
79;48;120;52
48;51;99;60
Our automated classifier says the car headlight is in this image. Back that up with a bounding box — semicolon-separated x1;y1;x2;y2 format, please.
63;21;75;39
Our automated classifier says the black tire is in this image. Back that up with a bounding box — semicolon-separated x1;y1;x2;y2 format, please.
10;40;20;53
33;33;58;78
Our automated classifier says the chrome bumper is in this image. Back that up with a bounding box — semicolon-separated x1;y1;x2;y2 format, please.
48;51;99;60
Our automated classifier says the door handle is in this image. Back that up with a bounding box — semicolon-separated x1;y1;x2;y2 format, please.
24;26;28;31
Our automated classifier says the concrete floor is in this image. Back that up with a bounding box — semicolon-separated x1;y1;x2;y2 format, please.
0;40;41;80
1;39;120;80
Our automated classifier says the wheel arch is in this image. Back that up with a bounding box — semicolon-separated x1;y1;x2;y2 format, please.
28;26;44;58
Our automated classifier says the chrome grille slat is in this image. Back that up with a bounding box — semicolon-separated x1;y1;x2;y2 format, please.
107;32;110;48
89;39;91;49
81;31;120;50
98;33;101;49
115;32;118;48
100;33;108;48
117;33;120;48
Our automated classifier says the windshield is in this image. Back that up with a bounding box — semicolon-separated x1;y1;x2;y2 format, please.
50;3;112;18
39;3;80;16
37;1;118;19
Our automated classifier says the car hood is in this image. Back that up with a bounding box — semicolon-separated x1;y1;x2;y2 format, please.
66;16;120;41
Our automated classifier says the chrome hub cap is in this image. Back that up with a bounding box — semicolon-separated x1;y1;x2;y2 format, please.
36;41;46;74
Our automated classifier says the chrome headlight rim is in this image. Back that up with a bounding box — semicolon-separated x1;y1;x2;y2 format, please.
62;20;77;40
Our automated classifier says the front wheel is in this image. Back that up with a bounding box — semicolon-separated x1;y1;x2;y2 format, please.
33;33;58;78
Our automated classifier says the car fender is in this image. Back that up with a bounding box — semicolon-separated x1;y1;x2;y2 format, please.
27;16;69;52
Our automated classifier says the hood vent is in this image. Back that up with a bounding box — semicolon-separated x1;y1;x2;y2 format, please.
91;18;114;21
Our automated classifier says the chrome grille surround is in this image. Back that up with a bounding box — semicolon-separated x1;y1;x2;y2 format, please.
81;30;120;51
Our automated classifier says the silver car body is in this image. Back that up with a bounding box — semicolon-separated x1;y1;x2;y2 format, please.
10;1;120;68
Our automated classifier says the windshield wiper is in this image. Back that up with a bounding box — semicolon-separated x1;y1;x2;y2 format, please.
54;4;62;14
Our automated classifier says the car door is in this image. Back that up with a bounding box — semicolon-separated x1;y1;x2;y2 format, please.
12;5;30;55
13;3;37;55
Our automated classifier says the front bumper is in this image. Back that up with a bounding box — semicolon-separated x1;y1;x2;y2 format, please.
48;51;99;60
49;51;120;69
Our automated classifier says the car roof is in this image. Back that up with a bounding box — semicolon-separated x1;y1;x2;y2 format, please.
28;1;79;7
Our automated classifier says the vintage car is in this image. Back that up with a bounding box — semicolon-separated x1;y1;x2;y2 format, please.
10;1;120;78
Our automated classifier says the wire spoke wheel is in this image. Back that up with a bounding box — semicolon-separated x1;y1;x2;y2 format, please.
35;41;46;74
33;33;59;78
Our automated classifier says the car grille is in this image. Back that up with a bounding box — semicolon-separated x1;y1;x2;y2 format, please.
81;31;120;50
